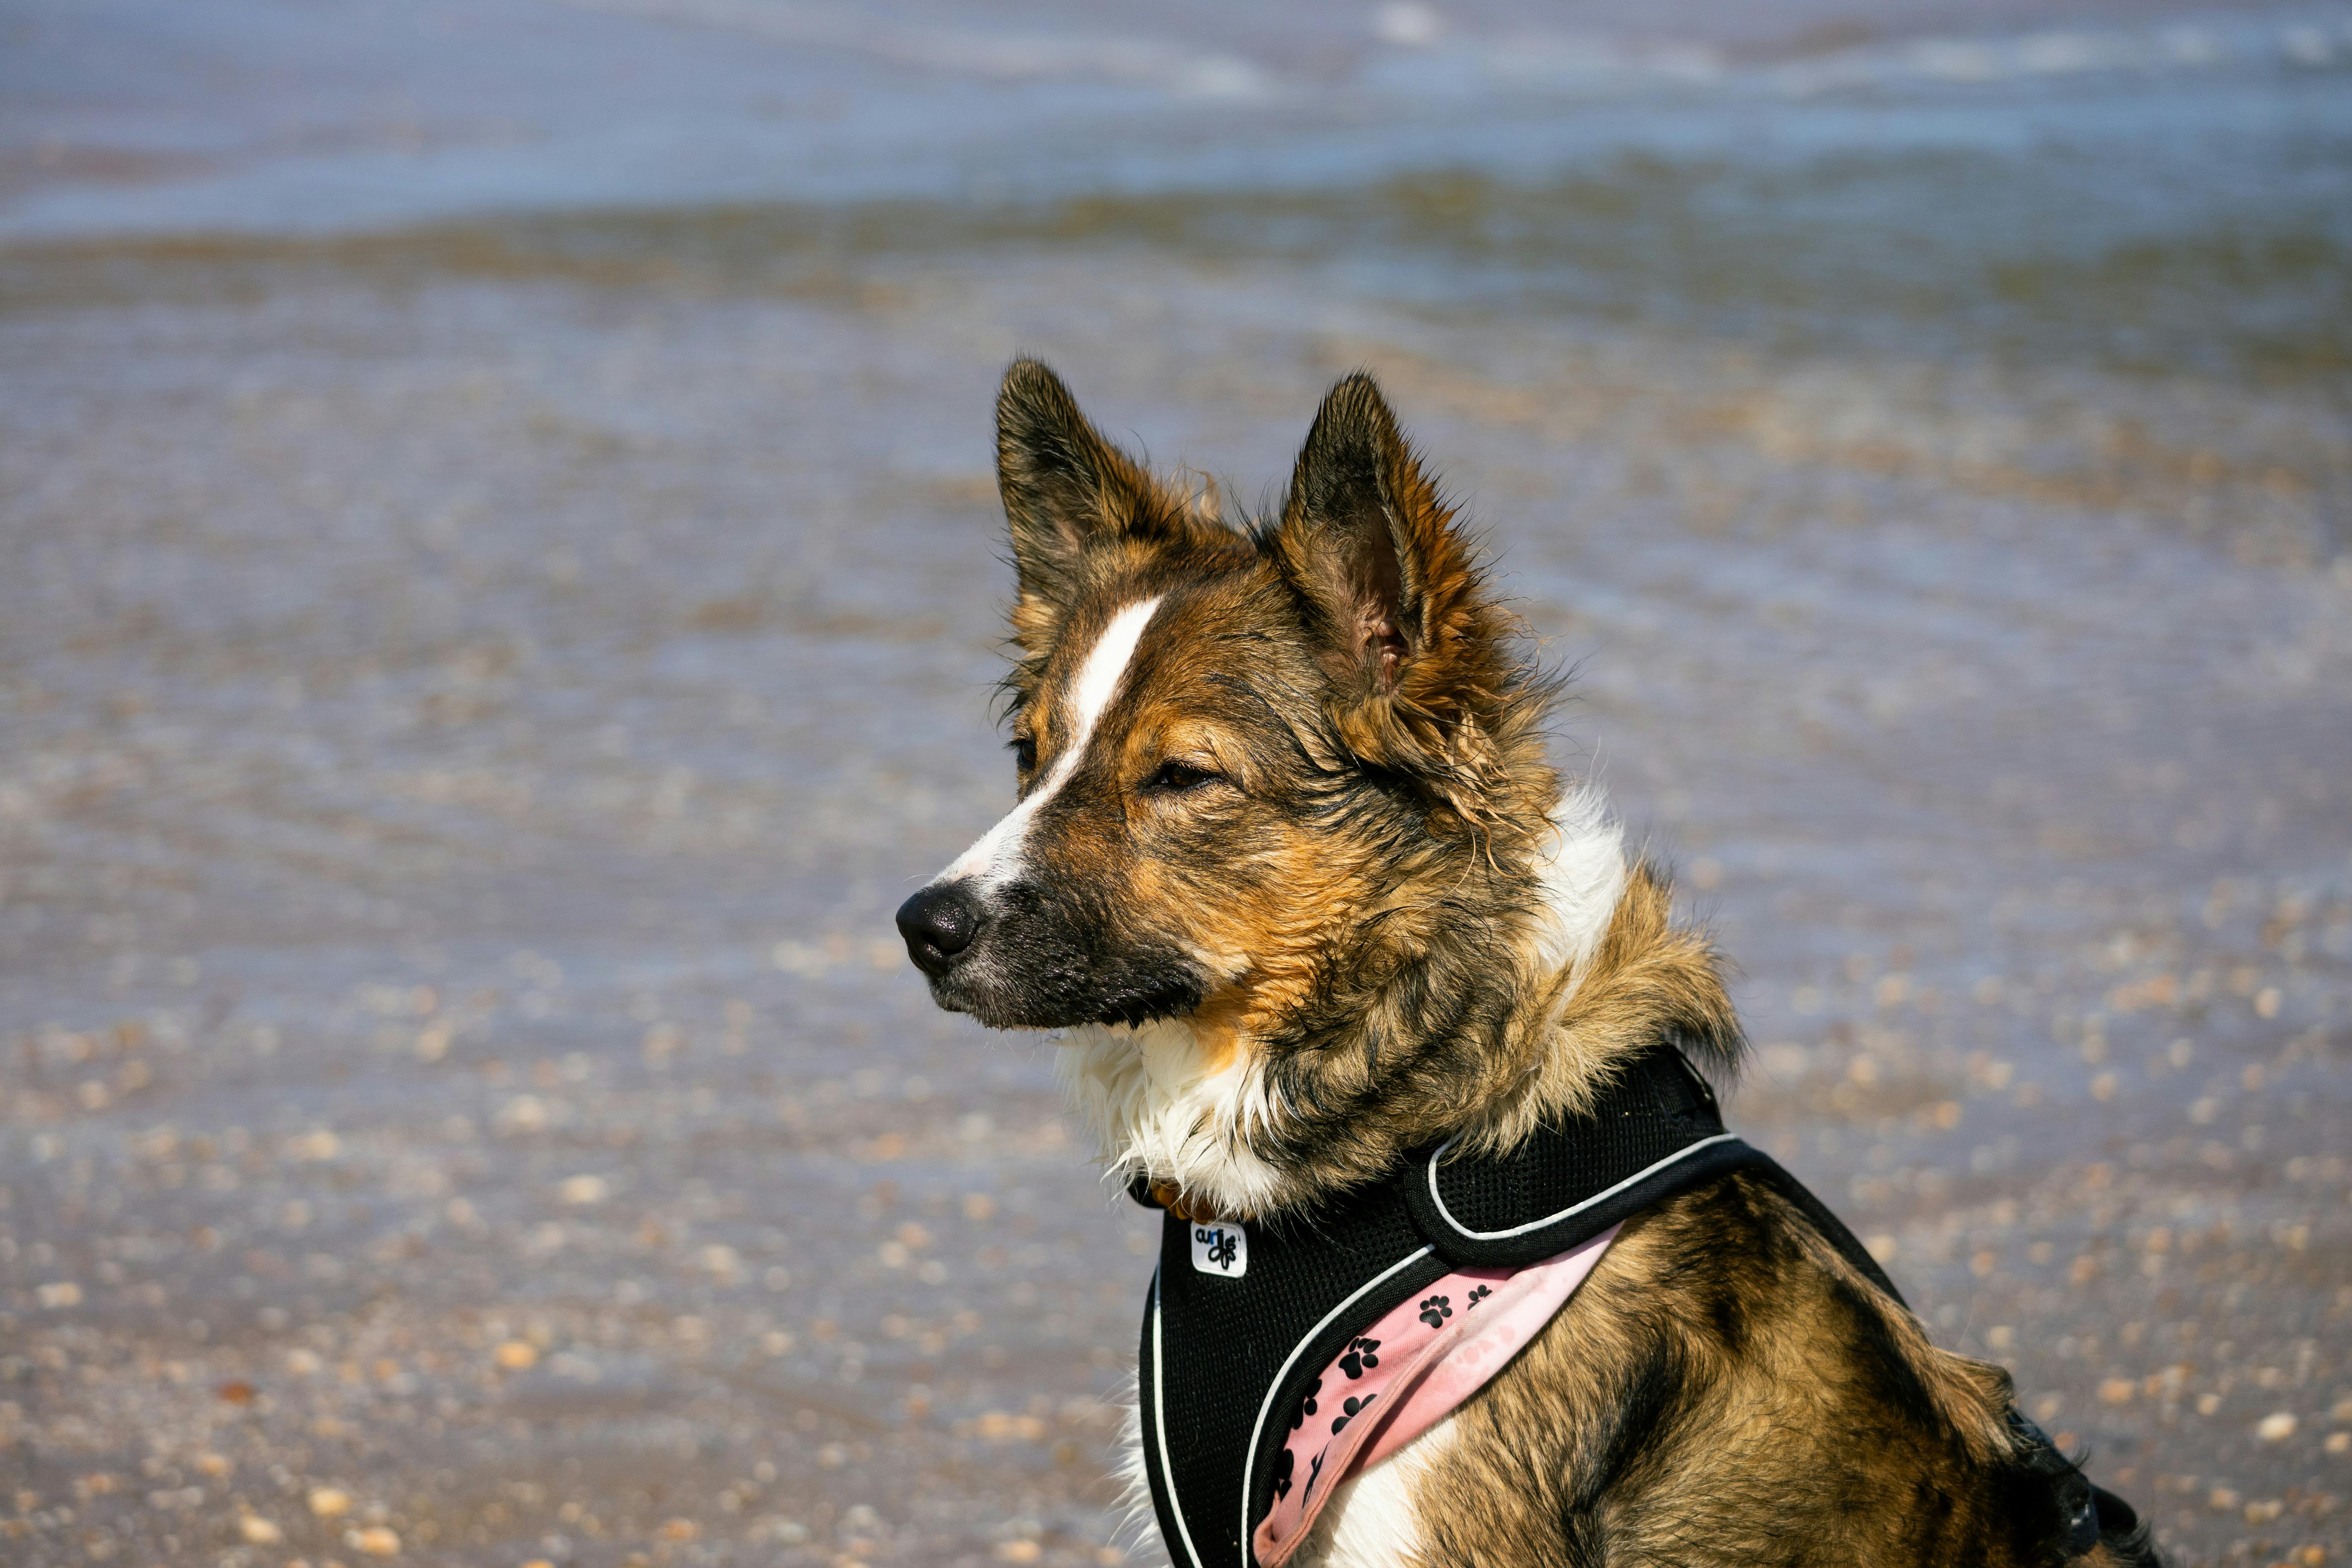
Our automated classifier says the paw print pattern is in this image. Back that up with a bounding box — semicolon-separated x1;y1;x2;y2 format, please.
1417;1294;1453;1328
1273;1446;1295;1500
1290;1376;1322;1430
1338;1337;1381;1379
1465;1284;1492;1308
1330;1392;1376;1436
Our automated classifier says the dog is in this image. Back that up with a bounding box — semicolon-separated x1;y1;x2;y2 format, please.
897;359;2156;1568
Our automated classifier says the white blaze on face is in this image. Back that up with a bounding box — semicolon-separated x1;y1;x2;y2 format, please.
936;596;1163;894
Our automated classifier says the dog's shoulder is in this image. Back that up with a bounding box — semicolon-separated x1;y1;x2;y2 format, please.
1409;1171;2141;1567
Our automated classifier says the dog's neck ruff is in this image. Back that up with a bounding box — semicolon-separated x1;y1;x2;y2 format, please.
1056;790;1626;1220
1133;1043;1814;1568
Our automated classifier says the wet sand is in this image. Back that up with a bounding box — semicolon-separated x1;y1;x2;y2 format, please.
5;6;2352;1567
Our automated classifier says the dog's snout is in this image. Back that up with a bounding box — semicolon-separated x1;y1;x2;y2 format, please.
897;883;982;976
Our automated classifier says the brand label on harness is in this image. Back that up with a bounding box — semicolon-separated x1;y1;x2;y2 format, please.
1189;1221;1247;1278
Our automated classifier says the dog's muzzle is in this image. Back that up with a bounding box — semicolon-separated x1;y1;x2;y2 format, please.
897;876;1207;1029
895;882;982;977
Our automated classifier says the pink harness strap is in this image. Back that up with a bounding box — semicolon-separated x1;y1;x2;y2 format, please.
1250;1224;1620;1566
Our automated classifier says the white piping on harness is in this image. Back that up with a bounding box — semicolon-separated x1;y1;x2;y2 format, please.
1423;1132;1745;1241
1151;1270;1208;1568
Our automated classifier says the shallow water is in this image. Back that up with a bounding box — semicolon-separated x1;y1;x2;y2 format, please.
3;4;2351;1566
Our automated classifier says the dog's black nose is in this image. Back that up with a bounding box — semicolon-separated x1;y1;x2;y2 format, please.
897;883;981;976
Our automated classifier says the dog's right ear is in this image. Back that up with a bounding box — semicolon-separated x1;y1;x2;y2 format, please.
996;358;1173;634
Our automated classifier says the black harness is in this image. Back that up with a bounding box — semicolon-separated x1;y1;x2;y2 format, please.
1130;1044;2133;1567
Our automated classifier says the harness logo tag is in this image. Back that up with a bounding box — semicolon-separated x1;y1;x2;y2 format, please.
1189;1221;1247;1278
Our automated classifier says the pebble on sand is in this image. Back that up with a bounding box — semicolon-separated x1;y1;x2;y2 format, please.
559;1173;610;1205
348;1524;401;1555
237;1514;285;1544
309;1486;352;1517
2255;1411;2298;1442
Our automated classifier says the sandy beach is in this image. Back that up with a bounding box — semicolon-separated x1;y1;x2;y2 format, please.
4;3;2350;1564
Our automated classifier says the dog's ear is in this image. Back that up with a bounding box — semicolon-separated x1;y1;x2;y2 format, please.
995;358;1178;627
1270;372;1514;810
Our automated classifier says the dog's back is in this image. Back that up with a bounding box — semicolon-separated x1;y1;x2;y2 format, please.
1406;1172;2156;1567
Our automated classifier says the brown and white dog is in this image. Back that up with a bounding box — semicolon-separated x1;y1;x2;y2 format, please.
897;361;2156;1567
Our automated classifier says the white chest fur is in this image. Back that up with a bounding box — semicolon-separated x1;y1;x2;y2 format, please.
1111;1407;1451;1568
1292;1417;1453;1568
1056;1014;1291;1219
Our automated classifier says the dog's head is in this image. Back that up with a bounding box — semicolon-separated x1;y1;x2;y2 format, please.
897;360;1562;1045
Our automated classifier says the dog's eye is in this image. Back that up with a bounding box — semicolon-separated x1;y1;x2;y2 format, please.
1145;759;1220;793
1010;736;1037;774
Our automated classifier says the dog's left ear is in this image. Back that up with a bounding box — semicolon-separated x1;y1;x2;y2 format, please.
1270;373;1513;807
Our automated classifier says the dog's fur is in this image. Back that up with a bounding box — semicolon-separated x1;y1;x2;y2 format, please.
901;360;2156;1567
